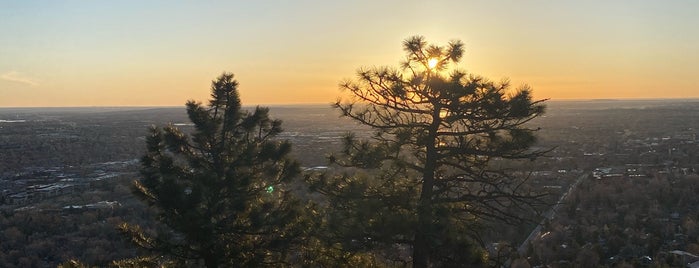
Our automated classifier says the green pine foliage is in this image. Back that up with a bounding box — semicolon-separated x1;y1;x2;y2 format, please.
120;73;312;267
309;36;548;267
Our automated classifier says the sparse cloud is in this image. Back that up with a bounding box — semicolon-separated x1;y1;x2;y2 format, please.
1;71;39;86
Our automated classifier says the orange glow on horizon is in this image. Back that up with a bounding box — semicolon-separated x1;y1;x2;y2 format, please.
1;2;698;107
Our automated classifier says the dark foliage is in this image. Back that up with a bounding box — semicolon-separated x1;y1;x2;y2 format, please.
309;36;548;267
120;73;312;267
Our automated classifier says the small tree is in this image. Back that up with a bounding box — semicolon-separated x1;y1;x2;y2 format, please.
310;36;547;267
120;73;309;267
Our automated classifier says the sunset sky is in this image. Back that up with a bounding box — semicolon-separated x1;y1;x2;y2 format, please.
1;1;698;107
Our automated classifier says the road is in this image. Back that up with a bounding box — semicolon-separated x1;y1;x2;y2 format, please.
517;172;588;254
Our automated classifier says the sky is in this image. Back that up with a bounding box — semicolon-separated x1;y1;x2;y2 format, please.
1;0;698;107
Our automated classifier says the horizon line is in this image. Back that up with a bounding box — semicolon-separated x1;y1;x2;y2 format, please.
2;97;699;109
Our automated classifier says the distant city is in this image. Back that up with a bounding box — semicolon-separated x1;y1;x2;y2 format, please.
1;99;699;266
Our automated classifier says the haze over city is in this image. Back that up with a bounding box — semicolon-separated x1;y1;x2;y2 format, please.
2;0;698;107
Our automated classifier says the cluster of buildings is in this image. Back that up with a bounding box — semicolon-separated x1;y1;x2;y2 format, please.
0;160;136;209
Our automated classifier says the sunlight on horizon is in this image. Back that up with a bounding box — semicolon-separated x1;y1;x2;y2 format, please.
1;1;698;107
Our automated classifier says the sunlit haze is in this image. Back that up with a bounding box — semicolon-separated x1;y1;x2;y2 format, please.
2;1;698;107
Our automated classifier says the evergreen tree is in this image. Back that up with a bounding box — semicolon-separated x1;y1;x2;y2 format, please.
309;36;547;267
120;73;310;267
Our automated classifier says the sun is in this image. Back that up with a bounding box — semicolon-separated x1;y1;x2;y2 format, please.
428;58;438;69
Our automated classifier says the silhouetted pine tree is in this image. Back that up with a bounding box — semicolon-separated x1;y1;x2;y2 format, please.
309;36;548;267
120;73;310;267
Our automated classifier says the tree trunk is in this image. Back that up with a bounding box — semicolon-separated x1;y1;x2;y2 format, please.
413;162;435;268
203;246;219;268
204;254;218;268
412;107;441;268
413;230;430;268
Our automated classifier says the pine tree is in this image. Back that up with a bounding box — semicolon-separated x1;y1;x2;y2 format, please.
309;36;547;267
120;73;309;267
